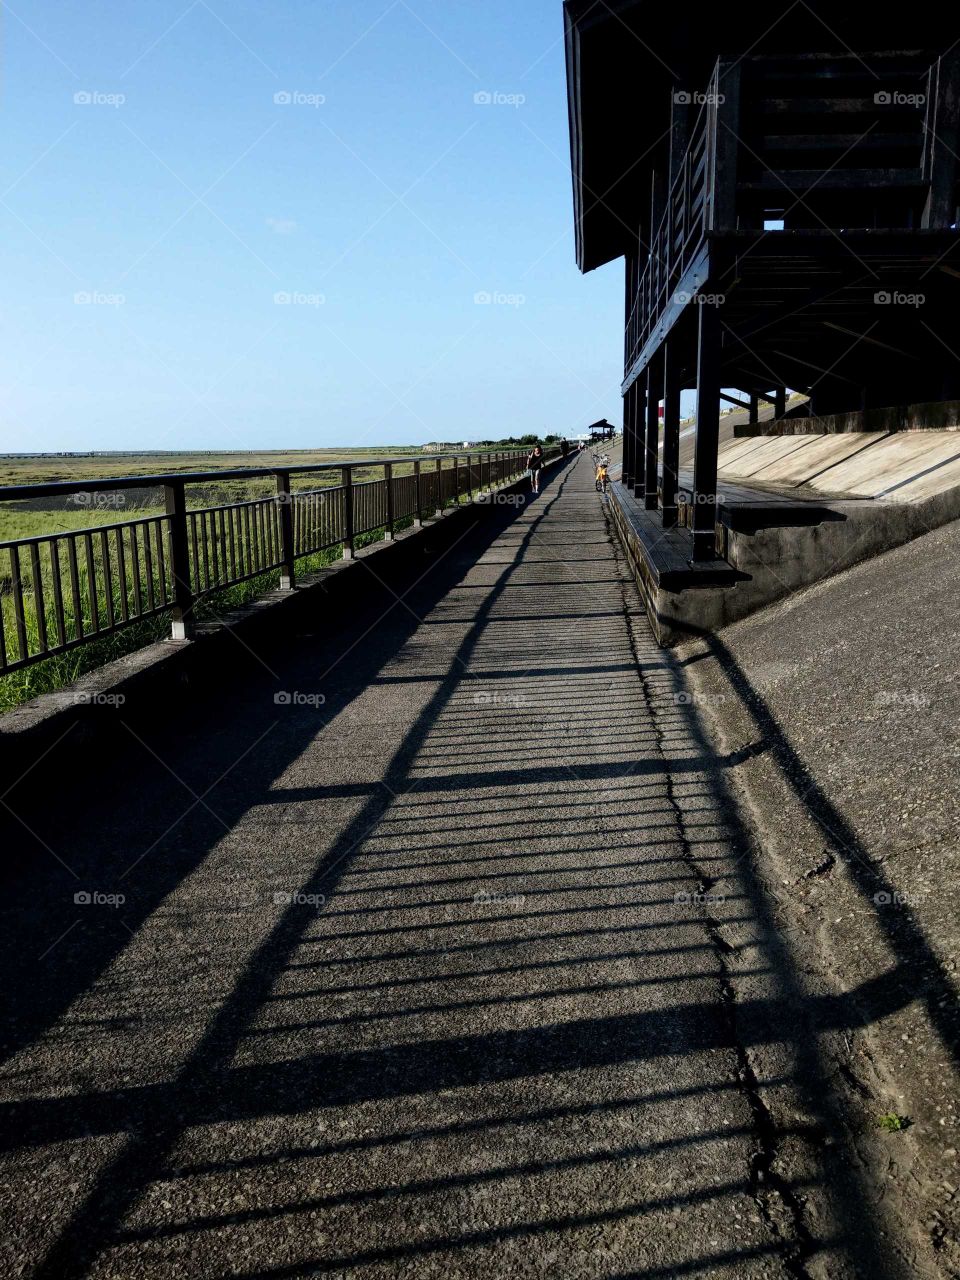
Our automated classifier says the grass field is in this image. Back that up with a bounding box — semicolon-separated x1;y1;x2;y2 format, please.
0;446;523;711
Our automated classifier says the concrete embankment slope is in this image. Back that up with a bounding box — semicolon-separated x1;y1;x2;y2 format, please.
680;516;960;1271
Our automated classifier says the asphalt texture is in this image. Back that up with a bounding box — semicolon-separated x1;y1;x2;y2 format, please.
681;515;960;1273
0;452;939;1278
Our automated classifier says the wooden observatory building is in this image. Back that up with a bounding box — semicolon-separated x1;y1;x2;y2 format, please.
564;0;960;557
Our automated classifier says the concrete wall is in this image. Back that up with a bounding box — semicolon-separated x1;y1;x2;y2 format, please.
735;399;960;437
609;478;960;647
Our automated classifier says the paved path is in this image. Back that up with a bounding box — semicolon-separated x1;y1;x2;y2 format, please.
0;454;919;1278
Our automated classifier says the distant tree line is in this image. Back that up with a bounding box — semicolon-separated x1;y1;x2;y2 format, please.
472;433;562;447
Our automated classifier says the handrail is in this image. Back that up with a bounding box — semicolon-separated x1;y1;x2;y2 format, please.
625;62;724;374
0;450;527;502
0;446;560;678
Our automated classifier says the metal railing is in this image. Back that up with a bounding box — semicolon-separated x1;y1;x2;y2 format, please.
0;448;551;675
625;59;736;373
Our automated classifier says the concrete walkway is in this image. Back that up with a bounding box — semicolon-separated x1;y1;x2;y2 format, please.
0;454;929;1278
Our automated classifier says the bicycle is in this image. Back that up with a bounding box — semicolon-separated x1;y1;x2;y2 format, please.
593;452;610;493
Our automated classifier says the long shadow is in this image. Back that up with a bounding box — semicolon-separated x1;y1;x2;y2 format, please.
0;479;567;1067
0;455;924;1279
677;625;960;1070
22;462;615;1276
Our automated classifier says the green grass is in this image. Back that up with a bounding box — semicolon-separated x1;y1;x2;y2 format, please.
0;478;476;711
0;535;398;712
876;1112;910;1133
0;447;532;712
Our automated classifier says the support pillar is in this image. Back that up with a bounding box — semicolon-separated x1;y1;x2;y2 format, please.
644;355;661;510
692;302;721;562
662;341;681;528
632;380;645;501
622;388;632;490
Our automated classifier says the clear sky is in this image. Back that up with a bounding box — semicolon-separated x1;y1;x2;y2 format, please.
0;0;625;452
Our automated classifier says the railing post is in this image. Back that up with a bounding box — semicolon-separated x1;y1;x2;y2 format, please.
342;465;354;559
413;459;422;526
276;470;295;589
435;456;442;516
385;462;395;540
163;481;194;640
453;455;461;506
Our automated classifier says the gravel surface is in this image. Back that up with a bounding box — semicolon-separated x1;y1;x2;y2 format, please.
0;454;940;1278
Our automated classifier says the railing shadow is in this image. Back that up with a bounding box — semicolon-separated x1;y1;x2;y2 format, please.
0;455;927;1279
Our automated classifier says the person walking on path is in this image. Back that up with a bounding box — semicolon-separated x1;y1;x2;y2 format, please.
526;443;544;495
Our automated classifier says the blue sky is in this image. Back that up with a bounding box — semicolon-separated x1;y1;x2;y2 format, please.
0;0;624;452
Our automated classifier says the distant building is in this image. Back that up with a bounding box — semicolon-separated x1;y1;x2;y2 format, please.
587;419;617;442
